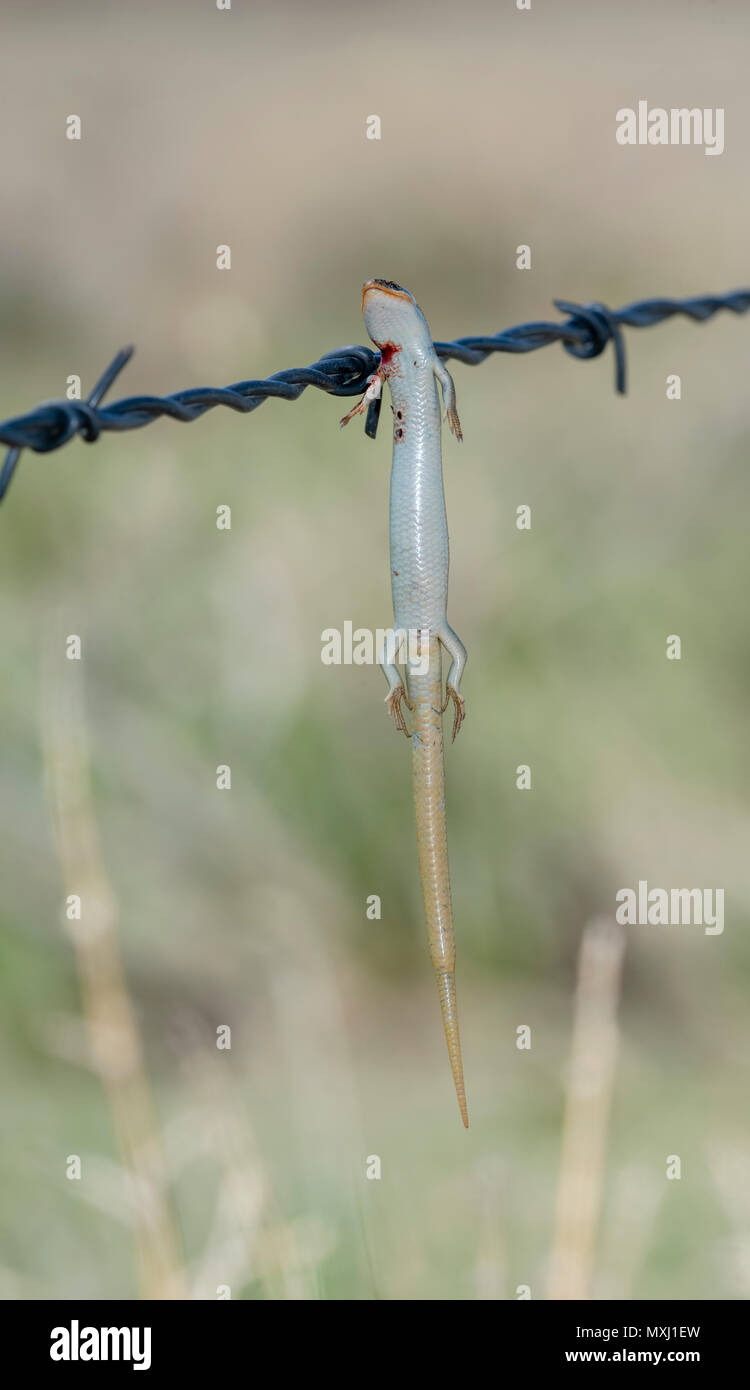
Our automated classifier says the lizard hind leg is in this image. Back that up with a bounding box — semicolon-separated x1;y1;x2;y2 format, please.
439;624;467;741
441;687;465;743
381;660;413;738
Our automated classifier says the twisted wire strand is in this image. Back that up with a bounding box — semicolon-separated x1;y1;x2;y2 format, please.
1;289;748;502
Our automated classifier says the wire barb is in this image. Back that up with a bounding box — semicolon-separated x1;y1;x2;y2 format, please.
1;288;749;502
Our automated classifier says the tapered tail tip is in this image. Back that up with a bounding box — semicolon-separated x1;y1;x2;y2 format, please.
435;969;470;1129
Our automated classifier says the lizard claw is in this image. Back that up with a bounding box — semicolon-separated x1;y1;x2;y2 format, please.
340;397;368;428
340;371;383;429
445;406;463;442
441;685;466;742
385;684;413;738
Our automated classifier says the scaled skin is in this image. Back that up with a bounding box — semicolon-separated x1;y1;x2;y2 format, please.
342;280;469;1127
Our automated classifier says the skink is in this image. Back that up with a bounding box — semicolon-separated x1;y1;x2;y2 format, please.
342;279;469;1127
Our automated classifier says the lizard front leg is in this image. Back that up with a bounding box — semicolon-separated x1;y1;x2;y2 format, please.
433;360;463;441
339;369;384;428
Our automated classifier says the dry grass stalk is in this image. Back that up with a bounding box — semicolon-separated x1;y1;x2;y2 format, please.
42;656;186;1299
546;916;626;1300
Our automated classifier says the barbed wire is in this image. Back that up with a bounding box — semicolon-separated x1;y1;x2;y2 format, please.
1;288;749;503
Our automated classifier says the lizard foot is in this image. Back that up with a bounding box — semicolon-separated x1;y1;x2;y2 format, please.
340;397;368;428
340;371;383;429
445;406;463;442
441;685;466;742
385;684;413;738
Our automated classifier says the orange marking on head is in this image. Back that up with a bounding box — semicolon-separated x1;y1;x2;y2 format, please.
362;279;414;312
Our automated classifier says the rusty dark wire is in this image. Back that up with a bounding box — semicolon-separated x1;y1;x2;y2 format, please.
1;288;749;503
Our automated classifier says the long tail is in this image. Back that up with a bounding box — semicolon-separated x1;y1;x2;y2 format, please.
408;636;469;1127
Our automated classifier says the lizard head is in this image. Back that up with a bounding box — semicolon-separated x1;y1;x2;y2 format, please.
361;279;430;351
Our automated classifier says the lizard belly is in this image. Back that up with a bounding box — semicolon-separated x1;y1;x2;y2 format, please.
388;370;449;637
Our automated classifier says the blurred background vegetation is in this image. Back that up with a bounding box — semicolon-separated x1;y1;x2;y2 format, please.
1;0;749;1299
